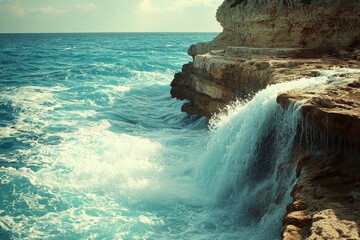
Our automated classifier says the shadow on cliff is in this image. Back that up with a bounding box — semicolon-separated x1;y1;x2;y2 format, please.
284;129;360;239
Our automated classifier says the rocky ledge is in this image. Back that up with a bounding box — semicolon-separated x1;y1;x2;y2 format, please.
171;46;359;117
170;0;360;239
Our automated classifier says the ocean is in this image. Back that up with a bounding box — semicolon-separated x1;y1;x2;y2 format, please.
0;33;325;239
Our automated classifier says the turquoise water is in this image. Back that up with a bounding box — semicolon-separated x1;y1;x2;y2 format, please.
0;33;328;239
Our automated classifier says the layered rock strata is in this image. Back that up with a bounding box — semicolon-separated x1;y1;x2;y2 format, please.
170;0;360;239
171;46;359;117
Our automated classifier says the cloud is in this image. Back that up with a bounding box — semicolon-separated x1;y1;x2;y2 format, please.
10;0;67;16
29;6;68;14
76;2;98;11
12;0;25;16
9;1;98;17
166;0;215;11
138;0;160;14
137;0;219;14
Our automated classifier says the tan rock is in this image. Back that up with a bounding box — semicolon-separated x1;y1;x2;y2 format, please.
309;209;359;240
284;211;312;228
282;225;303;240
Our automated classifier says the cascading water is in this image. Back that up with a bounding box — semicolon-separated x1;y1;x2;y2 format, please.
194;77;328;239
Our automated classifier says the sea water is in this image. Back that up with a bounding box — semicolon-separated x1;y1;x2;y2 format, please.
0;33;327;239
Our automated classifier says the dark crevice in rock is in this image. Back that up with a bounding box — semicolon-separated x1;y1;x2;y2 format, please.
230;0;247;8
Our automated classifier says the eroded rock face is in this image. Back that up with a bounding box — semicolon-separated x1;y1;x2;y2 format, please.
277;78;360;239
281;147;360;240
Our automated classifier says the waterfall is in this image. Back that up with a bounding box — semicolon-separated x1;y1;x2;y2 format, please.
194;76;328;239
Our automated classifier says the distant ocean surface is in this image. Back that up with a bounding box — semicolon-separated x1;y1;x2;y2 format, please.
1;32;319;240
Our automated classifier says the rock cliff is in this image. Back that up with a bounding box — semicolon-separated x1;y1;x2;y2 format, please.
171;0;360;117
170;0;360;239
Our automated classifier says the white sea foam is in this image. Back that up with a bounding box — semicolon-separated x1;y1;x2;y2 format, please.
0;86;66;112
129;68;175;86
13;119;161;195
108;85;131;92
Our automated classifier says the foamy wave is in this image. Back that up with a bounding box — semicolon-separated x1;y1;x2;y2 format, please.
0;86;66;112
129;68;175;86
24;120;164;194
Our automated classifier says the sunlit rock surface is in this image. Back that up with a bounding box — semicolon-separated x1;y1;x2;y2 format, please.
171;0;360;117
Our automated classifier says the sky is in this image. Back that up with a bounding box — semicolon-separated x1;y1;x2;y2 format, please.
0;0;224;33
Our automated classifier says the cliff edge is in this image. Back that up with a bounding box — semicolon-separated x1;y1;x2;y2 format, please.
170;0;360;239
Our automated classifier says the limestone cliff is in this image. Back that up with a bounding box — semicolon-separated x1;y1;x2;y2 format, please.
170;0;360;239
171;0;360;117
